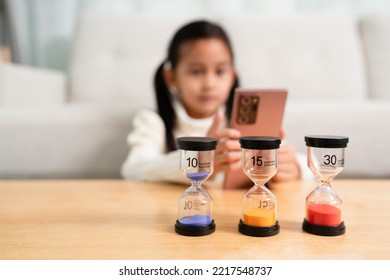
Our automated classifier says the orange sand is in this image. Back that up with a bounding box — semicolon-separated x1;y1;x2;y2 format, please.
243;208;276;227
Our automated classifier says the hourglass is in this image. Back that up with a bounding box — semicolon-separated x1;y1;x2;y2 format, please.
303;135;349;236
175;137;217;236
238;136;281;237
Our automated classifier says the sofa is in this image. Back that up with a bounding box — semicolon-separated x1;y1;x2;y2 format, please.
0;11;389;179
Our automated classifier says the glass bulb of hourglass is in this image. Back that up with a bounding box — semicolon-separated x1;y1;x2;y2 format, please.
243;152;278;186
308;148;345;184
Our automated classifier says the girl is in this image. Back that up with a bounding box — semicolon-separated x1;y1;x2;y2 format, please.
121;20;301;185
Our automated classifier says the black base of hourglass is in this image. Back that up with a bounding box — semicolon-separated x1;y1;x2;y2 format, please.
302;219;346;236
238;220;280;237
175;220;216;236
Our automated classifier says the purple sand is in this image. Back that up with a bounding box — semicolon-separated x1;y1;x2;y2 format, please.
186;171;210;181
179;215;213;226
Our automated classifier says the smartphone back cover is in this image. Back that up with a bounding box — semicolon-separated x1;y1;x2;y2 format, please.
223;89;287;189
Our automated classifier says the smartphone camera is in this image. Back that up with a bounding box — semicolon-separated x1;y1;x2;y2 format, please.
237;95;259;125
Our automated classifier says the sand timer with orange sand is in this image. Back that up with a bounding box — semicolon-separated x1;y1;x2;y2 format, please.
303;135;349;236
238;136;281;237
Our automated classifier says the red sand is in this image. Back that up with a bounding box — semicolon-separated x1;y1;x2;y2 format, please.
307;204;341;226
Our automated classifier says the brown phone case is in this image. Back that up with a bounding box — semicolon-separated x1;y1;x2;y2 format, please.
223;89;288;189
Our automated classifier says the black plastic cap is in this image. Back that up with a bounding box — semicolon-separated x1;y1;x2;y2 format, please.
302;219;346;236
305;135;349;148
176;137;217;151
175;220;216;236
239;136;281;150
238;220;280;237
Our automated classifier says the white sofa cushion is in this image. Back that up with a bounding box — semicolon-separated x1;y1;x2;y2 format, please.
0;104;134;178
360;14;390;100
220;15;368;101
69;11;189;107
0;63;66;107
284;100;390;178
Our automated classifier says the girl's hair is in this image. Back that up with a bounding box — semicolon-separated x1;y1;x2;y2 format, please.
154;20;239;152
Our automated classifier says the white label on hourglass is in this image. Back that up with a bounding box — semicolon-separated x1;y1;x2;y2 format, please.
264;160;276;167
199;162;211;168
322;154;344;167
250;156;275;167
184;200;204;211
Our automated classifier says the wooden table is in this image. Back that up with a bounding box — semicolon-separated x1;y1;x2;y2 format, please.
0;179;389;260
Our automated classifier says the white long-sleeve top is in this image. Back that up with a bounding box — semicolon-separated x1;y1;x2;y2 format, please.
121;101;214;184
121;101;312;184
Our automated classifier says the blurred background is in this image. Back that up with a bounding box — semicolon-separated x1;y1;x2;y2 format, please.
0;0;389;179
1;0;390;71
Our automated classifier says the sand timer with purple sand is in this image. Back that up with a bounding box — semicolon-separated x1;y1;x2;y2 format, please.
175;137;217;236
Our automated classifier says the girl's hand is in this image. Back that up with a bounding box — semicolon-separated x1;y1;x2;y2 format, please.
207;111;242;175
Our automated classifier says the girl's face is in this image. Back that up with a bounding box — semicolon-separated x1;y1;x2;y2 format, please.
166;38;236;119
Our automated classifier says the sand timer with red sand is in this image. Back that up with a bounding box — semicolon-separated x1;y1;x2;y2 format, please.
303;135;349;236
238;136;281;237
175;137;217;236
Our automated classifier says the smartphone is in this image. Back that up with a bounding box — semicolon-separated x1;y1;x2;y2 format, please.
223;89;288;189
